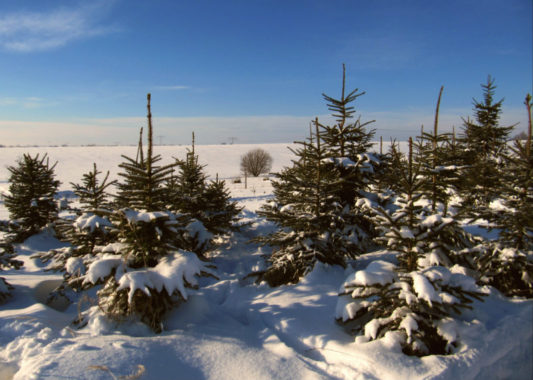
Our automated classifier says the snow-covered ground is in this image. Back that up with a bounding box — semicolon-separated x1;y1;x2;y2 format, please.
0;144;532;379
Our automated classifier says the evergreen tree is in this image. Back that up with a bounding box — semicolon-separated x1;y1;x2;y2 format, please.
459;76;516;208
316;65;381;251
317;64;377;207
201;175;243;235
170;133;209;219
337;138;484;356
66;164;116;252
92;94;194;331
256;120;359;286
493;94;533;250
168;133;242;237
415;87;459;214
112;95;178;268
475;94;533;298
36;164;117;290
4;153;60;241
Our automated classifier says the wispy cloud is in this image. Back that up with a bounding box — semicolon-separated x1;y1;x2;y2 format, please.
0;1;118;52
152;85;191;91
0;96;55;108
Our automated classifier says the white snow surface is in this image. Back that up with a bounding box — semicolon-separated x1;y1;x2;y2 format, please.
0;144;532;379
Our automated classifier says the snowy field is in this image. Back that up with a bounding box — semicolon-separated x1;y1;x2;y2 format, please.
0;144;532;380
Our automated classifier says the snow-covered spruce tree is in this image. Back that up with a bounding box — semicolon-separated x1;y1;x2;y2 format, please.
201;175;243;235
4;153;60;241
167;133;241;243
0;240;23;303
337;138;484;356
317;65;380;246
256;120;357;286
475;94;533;297
414;87;460;215
37;164;117;288
83;94;214;332
458;76;516;211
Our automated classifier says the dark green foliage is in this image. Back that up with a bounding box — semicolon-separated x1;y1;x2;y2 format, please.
317;64;377;207
58;164;117;254
168;134;242;236
170;137;209;218
337;263;484;356
257;121;359;286
201;177;243;235
459;76;516;208
73;163;116;215
115;209;180;268
96;274;175;333
0;240;23;303
489;95;533;251
4;153;60;240
338;135;484;356
115;153;175;211
256;67;381;286
415;87;460;214
476;243;533;298
474;95;533;298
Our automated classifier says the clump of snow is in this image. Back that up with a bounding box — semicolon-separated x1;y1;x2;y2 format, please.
116;250;216;303
65;257;85;276
123;209;170;223
73;213;112;232
411;272;440;305
342;260;397;288
83;254;123;284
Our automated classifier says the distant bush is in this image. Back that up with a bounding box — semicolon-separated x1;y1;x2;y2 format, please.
240;148;273;177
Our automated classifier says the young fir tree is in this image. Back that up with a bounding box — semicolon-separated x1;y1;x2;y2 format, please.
317;65;379;246
337;138;484;356
36;164;117;289
201;174;243;235
67;164;116;251
415;87;459;215
256;120;358;286
475;94;533;298
315;66;383;256
168;133;241;242
4;153;60;241
459;76;516;209
86;94;213;332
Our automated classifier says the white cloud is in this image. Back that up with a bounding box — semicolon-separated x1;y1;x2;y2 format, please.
0;1;117;52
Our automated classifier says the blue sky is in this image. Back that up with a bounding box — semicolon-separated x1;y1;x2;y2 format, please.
0;0;531;146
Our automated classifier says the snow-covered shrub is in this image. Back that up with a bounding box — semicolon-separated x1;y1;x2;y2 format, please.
0;240;23;303
336;260;485;356
83;250;215;332
476;243;533;298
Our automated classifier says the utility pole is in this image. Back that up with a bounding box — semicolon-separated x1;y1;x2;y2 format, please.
157;135;164;146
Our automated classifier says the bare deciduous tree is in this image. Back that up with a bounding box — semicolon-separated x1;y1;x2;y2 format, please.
240;148;273;177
